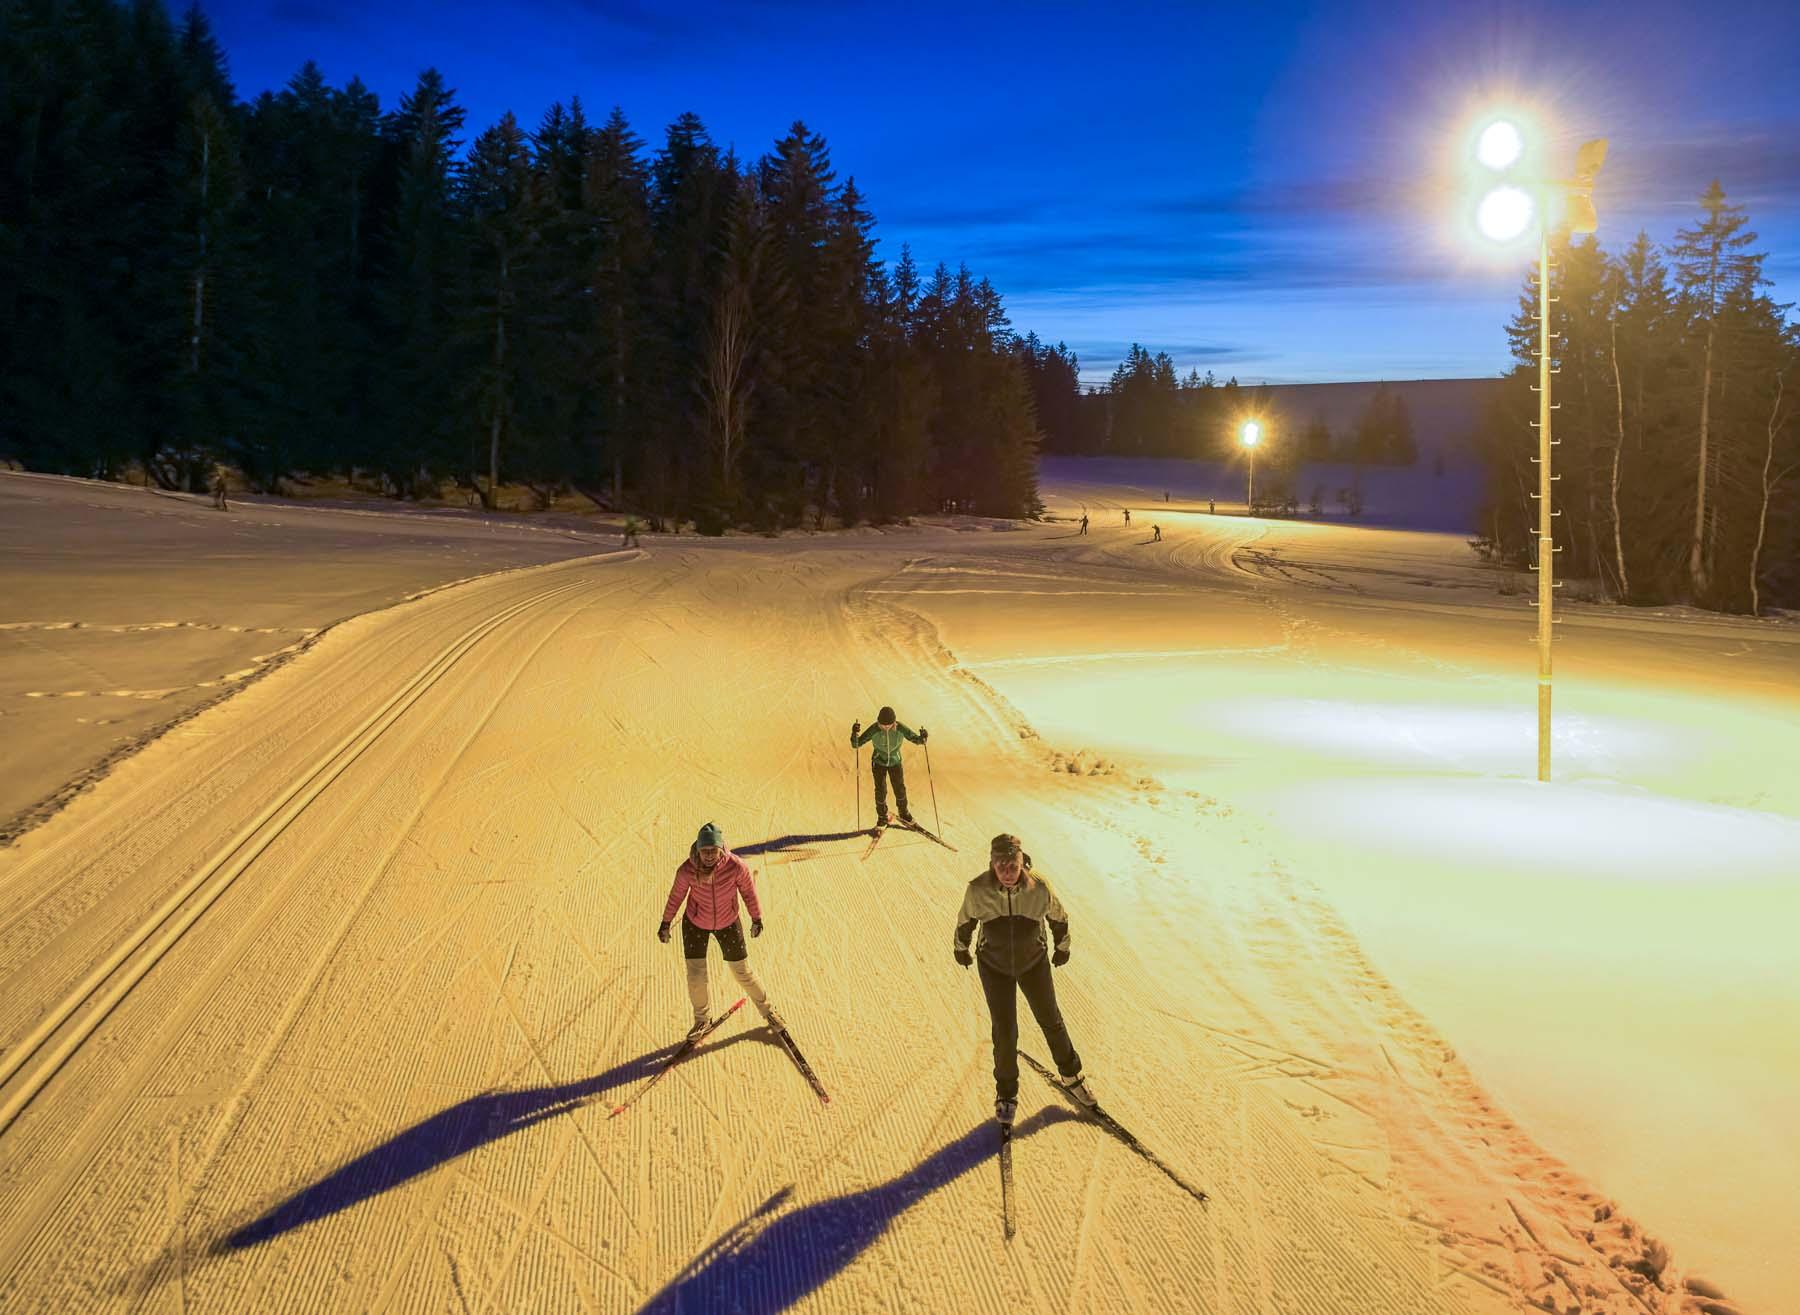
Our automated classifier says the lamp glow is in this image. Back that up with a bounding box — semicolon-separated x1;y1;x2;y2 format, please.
1240;421;1261;447
1476;120;1524;170
1476;185;1534;242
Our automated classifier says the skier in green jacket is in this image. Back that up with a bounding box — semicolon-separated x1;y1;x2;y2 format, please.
850;705;927;829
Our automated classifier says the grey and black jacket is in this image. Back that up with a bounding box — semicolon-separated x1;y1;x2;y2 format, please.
952;859;1071;976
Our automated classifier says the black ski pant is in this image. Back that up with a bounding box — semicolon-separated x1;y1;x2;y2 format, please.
978;955;1081;1100
870;761;910;821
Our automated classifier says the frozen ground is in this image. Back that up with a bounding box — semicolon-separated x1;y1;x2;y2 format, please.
1;462;1795;1313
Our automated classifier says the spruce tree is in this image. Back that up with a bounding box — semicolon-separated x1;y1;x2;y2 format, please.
1671;181;1764;600
377;69;465;495
581;107;651;503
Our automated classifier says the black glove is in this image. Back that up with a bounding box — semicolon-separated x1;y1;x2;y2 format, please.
751;917;763;938
1051;947;1070;967
917;726;929;742
850;720;861;745
657;921;671;944
954;947;972;968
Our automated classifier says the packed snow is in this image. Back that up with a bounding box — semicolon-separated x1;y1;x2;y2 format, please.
1;462;1795;1313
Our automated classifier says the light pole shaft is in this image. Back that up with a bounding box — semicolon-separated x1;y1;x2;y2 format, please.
1536;227;1553;782
1247;449;1255;512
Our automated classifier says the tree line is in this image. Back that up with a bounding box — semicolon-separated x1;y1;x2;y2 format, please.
1472;184;1798;614
0;0;1042;528
1022;337;1417;475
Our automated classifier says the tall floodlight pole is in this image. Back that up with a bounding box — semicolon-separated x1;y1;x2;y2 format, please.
1240;420;1261;513
1472;121;1606;782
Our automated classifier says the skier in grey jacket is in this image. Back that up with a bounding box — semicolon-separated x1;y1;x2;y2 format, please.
850;705;927;829
954;832;1095;1125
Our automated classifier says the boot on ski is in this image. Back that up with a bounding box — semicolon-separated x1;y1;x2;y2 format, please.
1057;1072;1097;1108
995;1097;1017;1126
686;1014;711;1040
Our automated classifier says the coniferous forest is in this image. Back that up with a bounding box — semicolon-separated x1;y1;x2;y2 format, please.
0;0;1043;528
4;3;1796;611
1472;188;1799;614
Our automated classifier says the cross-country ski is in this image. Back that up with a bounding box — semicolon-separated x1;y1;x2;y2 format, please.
608;998;747;1119
998;1119;1017;1240
1021;1051;1209;1204
772;1025;830;1104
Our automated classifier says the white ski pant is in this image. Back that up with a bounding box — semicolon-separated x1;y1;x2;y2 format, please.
685;957;773;1020
680;918;775;1022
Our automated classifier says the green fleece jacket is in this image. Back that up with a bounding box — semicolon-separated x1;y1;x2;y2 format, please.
852;720;921;767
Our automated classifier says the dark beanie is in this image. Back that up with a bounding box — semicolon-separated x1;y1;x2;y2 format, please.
989;833;1021;857
878;705;896;724
696;821;723;848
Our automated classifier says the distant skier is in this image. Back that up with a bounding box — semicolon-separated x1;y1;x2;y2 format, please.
954;832;1095;1125
1152;524;1162;542
659;822;782;1037
850;706;927;829
622;515;641;548
1078;514;1089;535
1208;499;1215;515
1122;508;1131;526
211;465;229;511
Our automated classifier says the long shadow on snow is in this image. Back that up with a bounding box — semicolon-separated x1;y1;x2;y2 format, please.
734;830;868;856
636;1106;1080;1315
215;1030;772;1252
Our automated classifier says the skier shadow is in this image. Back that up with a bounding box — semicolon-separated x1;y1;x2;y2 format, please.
734;830;867;858
205;1031;771;1256
635;1106;1080;1315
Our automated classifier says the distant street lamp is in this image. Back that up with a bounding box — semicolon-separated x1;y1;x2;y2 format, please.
1471;116;1607;782
1240;420;1261;513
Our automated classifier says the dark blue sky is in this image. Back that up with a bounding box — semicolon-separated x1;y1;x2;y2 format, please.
205;0;1799;384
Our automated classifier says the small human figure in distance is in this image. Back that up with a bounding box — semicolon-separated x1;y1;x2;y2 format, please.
1208;499;1215;516
622;514;641;548
850;706;925;829
1122;508;1131;527
658;822;783;1037
1078;513;1089;535
1152;524;1162;542
954;832;1096;1125
211;464;229;511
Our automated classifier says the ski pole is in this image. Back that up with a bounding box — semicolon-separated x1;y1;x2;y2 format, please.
924;739;941;838
855;741;861;831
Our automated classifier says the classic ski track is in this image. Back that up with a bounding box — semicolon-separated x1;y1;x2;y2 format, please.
0;572;617;1300
0;573;596;1137
0;527;1703;1312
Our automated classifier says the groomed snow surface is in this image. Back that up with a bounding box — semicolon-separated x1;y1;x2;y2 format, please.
1;463;1795;1314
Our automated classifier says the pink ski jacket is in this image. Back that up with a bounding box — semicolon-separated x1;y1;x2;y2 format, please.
662;848;762;930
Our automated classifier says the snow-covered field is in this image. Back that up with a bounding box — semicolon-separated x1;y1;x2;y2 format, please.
0;472;619;840
1;462;1795;1313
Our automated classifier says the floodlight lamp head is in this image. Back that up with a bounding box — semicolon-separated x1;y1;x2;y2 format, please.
1476;120;1524;171
1477;185;1535;242
1240;420;1261;447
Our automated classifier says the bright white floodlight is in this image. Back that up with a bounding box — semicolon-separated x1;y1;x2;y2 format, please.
1477;185;1535;242
1477;120;1524;170
1240;420;1261;447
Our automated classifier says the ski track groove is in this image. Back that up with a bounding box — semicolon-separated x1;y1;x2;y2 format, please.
0;527;1649;1312
0;571;606;1304
0;575;596;1135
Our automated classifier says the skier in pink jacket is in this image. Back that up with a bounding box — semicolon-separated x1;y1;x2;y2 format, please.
659;822;782;1038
